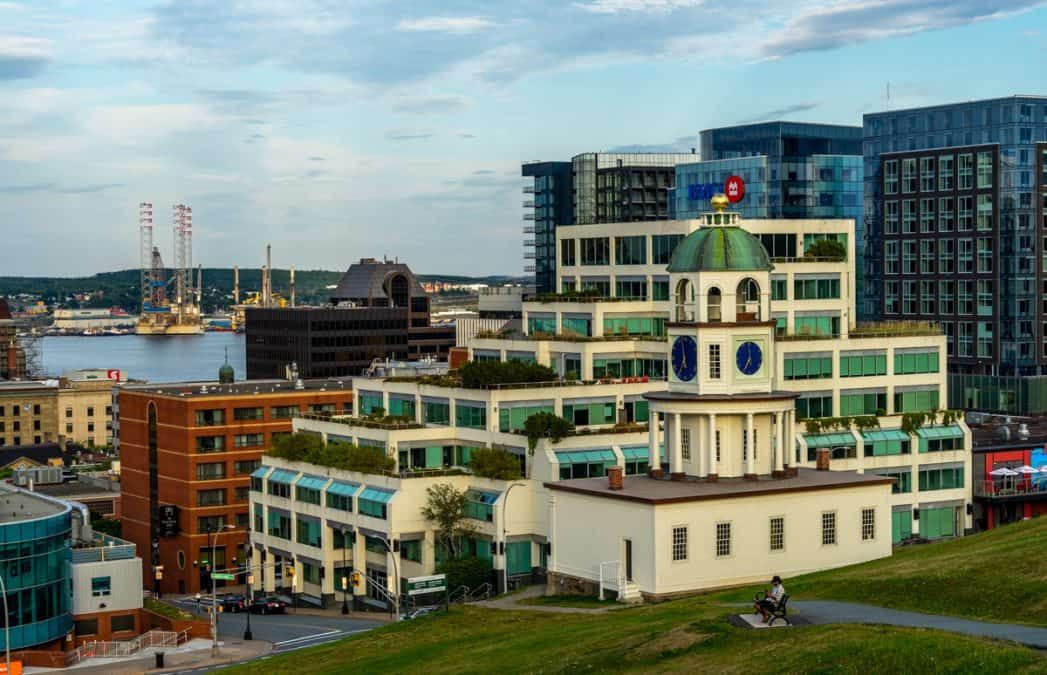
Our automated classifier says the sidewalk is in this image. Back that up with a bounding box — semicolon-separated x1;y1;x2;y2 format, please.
173;593;396;623
26;638;273;675
474;585;617;614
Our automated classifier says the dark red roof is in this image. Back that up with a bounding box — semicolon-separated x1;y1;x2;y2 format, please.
0;298;10;320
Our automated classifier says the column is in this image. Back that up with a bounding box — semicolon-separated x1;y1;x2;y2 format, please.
745;413;755;478
648;410;661;477
671;413;683;479
261;548;276;594
707;412;718;480
697;415;707;478
786;410;795;468
422;530;437;574
774;411;785;476
353;530;367;605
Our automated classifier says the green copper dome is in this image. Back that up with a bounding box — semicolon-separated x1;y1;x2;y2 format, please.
666;226;772;273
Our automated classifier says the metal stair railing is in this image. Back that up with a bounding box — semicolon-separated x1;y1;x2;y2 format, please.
465;582;492;602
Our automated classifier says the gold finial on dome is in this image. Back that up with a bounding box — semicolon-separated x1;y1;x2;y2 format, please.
711;193;729;213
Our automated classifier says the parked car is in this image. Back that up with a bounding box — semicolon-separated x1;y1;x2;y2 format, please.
249;596;288;614
220;594;247;613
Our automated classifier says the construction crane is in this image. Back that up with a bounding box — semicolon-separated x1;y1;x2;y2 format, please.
135;202;203;335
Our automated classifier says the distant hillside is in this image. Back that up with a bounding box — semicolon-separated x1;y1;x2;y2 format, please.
0;268;528;313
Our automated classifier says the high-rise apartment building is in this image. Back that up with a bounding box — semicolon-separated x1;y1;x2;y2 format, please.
863;96;1047;412
523;153;694;294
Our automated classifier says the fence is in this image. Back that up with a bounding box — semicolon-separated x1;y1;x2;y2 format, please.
65;629;191;666
973;478;1047;498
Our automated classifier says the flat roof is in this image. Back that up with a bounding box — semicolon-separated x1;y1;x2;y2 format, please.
545;468;892;505
34;481;119;499
0;487;68;523
122;378;353;399
644;390;800;403
970;415;1047;450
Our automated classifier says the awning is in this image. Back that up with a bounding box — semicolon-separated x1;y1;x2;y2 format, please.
555;449;616;464
804;432;856;448
267;469;298;484
359;487;396;503
862;429;911;442
327;480;360;497
916;425;964;439
296;474;328;490
621;447;651;460
467;490;500;505
250;466;270;479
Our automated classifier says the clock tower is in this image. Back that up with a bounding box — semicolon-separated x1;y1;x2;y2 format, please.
647;195;797;481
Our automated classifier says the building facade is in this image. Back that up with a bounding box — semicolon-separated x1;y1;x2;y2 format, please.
0;381;59;447
246;258;454;379
863;96;1047;411
522;162;574;294
118;377;352;595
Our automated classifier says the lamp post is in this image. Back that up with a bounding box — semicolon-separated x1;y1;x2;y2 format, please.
0;572;10;675
501;482;527;595
377;536;399;619
208;524;236;658
340;529;349;615
244;565;253;641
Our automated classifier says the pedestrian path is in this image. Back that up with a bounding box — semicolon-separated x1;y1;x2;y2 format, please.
790;601;1047;649
475;585;618;614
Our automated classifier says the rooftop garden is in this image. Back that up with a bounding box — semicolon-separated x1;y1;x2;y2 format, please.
298;409;425;430
475;329;665;343
266;433;395;473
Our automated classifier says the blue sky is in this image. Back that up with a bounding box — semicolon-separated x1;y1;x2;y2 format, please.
1;0;1046;277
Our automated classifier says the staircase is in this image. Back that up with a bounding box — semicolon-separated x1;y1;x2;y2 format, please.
618;581;642;605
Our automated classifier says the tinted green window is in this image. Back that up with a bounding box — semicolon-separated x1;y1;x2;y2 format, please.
455;403;486;429
891;510;913;544
794;316;840;337
795;395;832;419
295;517;321;547
561;317;591;336
400;539;422;563
917;466;964;491
593;357;666;379
771;278;787;300
387;397;416;420
839;353;887;377
563;400;615;426
423;400;451;425
498;405;555;432
873;469;912;494
783;355;832;380
295;486;321;505
358;393;383;416
839;392;887;416
615;236;647;265
794;278;841;300
920;506;956;539
652;281;670;301
652;234;684;265
894;389;940;413
894;351;940;375
603;317;665;337
527;316;556;335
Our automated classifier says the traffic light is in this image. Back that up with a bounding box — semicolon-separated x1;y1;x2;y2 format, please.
286;565;295;578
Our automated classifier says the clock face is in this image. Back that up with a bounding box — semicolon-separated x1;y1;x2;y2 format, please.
735;341;763;376
671;336;698;382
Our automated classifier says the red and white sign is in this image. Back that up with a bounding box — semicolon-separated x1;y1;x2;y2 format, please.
106;369;121;381
725;175;745;203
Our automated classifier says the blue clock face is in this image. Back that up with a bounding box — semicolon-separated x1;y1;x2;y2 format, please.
736;341;763;376
671;336;698;382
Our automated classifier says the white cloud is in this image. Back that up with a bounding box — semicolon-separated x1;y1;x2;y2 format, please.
576;0;704;13
396;16;495;34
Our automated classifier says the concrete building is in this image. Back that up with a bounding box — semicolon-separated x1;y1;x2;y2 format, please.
0;380;59;446
245;258;455;379
118;373;353;596
57;370;122;447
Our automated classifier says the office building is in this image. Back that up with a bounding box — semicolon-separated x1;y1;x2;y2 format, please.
0;381;59;446
0;372;121;449
247;198;969;606
245;258;454;379
523;153;694;294
968;416;1047;530
0;484;143;654
863;96;1047;412
118;372;352;595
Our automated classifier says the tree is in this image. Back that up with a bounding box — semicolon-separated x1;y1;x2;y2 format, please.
269;432;325;462
437;556;492;592
469;447;522;480
804;239;847;261
523;412;574;455
459;360;558;388
421;483;477;560
266;433;395;474
91;512;121;537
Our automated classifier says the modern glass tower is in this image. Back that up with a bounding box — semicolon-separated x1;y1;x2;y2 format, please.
863;96;1047;412
522;162;574;294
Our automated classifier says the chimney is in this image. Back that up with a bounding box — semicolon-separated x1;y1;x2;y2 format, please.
607;465;624;490
816;448;830;471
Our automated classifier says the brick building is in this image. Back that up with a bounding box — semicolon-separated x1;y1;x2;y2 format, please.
118;376;352;595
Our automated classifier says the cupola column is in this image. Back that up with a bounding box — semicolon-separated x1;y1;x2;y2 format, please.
647;410;661;477
671;413;684;479
745;413;755;478
707;412;718;480
774;411;786;476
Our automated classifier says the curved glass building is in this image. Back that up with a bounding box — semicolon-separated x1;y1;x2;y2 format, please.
0;491;73;649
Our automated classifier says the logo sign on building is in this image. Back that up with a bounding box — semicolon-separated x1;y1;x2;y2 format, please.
158;504;180;537
686;183;718;201
725;175;745;203
106;369;121;381
406;573;447;596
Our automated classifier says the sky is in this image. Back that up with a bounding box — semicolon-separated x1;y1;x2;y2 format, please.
1;0;1047;278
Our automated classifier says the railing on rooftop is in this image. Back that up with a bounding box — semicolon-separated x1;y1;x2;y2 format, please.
526;294;654;303
72;532;136;563
771;256;847;264
777;321;941;342
294;411;424;430
476;331;667;343
973;478;1047;498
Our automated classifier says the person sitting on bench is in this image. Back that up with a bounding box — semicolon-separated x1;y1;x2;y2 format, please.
754;576;785;623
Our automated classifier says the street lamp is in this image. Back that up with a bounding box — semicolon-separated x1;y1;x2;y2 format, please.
376;536;399;619
207;524;237;658
501;482;527;595
244;566;254;641
340;528;350;615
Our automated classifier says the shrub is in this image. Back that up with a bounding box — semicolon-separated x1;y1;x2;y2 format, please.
459;360;558;388
804;239;847;260
266;433;395;474
523;412;574;454
469;447;523;480
437;556;492;592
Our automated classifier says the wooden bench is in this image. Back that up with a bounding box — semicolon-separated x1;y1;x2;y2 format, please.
753;592;791;626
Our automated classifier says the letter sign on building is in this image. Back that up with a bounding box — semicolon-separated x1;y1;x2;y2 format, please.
725;175;745;203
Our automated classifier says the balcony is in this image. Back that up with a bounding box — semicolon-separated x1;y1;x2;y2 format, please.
523;186;535;194
72;532;136;563
522;200;535;208
522;225;535;234
523;213;536;221
974;478;1047;500
294;411;424;430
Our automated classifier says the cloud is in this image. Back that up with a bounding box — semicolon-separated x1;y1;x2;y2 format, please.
307;156;325;161
55;183;125;194
396;17;495;34
385;128;436;141
0;182;55;194
0;37;51;80
577;0;704;13
472;169;496;175
607;135;696;153
391;94;469;114
457;132;477;139
737;101;822;123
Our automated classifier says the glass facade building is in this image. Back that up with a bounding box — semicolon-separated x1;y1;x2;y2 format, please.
522;162;573;294
0;500;74;649
864;96;1047;412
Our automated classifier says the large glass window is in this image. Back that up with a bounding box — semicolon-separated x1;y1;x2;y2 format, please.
562;400;616;426
918;466;964;491
976;151;993;188
901;158;917;193
793;277;840;300
196;436;225;453
196;462;226;481
423;399;450;425
883;160;898;194
295;517;322;547
233;407;263;421
580;238;609;265
603;316;665;337
840;391;887;416
783;355;832;380
652;234;684;265
958;153;973;189
884;201;899;234
795;394;832;420
894;350;939;375
233;433;263;448
902;199;916;234
499;404;555;432
958;239;973;273
614;236;646;265
194;409;225;427
614;279;647;299
938;155;954;191
919;157;935;192
560;239;576;266
977;237;992;273
976;195;993;231
455;403;486;430
839;352;887;377
794;316;840;337
893;388;940;413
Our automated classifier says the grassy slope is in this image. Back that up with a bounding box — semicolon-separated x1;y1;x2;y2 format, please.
226;520;1047;674
715;516;1047;626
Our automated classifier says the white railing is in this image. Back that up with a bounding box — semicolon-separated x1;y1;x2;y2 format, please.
598;560;624;601
65;629;190;665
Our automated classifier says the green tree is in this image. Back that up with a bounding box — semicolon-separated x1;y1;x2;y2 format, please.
436;556;492;592
90;513;122;537
469;447;522;480
421;483;477;560
804;239;847;261
269;432;325;462
459;360;558;388
523;412;574;455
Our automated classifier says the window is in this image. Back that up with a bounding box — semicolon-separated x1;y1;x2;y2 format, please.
580;237;610;265
197;489;225;506
196;436;225;453
681;429;691;461
75;619;99;636
884;241;899;275
233;407;263;421
234;486;249;502
894;388;940;413
195;409;225;426
862;508;876;541
563;400;615;426
271;405;299;420
919;157;935;192
784;354;832;380
821;511;837;546
794;277;841;300
111;614;136;633
918;465;965;491
455;403;486;430
920;198;935;233
771;277;787;300
976;194;993;231
615;279;647;299
938;197;954;232
715;522;731;558
196;462;226;481
708;344;721;379
267;510;291;539
958;239;973;273
652;234;684;265
839;352;886;377
901;158;916;193
894;350;939;374
267;477;291;499
902;241;916;274
615;236;646;265
198;515;226;533
234;459;260;475
91;576;112;597
769;516;784;552
296;485;321;505
902;199;916;234
938;155;954;190
840;391;887;416
902;281;917;315
883;160;898;194
423;399;451;425
796;394;832;420
958;196;973;231
715;430;721;462
295;517;322;547
976;151;993;188
560;239;576;266
958;153;973;189
672;526;688;561
884;200;899;234
938;239;955;274
794;315;840;337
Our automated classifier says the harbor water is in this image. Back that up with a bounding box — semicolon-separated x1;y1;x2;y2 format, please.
41;332;246;383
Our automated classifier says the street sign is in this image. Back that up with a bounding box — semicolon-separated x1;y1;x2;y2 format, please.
406;574;447;596
211;573;236;581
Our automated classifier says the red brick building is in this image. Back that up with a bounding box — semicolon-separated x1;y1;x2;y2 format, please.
118;378;351;595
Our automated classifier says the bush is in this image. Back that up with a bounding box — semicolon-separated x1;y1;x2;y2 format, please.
437;556;492;592
804;239;847;260
459;360;558;388
469;447;522;480
267;433;395;474
523;412;574;454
